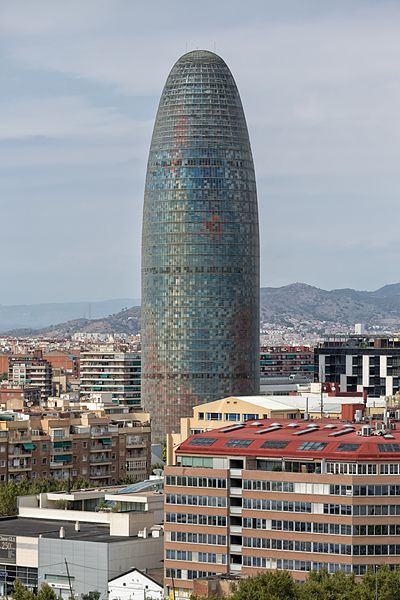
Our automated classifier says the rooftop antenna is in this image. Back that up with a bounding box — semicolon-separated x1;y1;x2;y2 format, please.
185;41;188;52
213;41;216;52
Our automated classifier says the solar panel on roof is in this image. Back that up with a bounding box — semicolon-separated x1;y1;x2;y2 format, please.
255;426;282;434
117;480;162;494
328;428;355;437
219;424;245;433
293;427;319;436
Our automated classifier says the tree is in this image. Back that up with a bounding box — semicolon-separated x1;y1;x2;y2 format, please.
81;592;101;600
11;579;35;600
300;569;359;600
36;584;58;600
229;571;300;600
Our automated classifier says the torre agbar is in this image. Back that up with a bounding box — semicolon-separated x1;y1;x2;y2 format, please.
141;51;260;441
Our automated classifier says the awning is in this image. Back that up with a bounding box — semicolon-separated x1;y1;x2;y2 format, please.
53;454;72;462
53;440;72;449
100;438;112;445
23;443;36;451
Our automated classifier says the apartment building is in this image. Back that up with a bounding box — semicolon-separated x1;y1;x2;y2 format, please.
8;356;52;404
80;352;141;405
0;409;151;485
44;350;80;377
260;346;314;379
164;418;400;598
315;335;400;398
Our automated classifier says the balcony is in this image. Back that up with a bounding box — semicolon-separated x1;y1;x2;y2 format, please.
91;443;112;452
90;456;112;465
50;455;73;467
8;461;31;472
230;487;242;496
229;469;242;477
230;525;242;534
230;545;242;553
229;506;242;515
90;471;111;478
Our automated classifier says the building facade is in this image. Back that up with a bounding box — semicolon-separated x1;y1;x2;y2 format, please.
315;335;400;397
164;418;400;598
8;356;52;404
260;346;314;379
80;352;141;405
141;50;260;442
0;410;151;486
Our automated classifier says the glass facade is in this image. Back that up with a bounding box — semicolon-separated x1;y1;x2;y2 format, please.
141;50;260;441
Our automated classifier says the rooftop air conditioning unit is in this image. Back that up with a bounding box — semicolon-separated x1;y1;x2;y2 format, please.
361;425;372;437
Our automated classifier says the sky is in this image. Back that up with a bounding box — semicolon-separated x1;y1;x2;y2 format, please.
1;0;400;304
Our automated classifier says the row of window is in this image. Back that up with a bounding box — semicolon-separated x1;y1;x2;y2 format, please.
270;520;400;536
166;512;227;526
330;484;400;496
166;494;227;507
165;550;227;564
166;475;226;488
165;569;219;581
243;499;312;513
242;538;400;556
169;532;227;545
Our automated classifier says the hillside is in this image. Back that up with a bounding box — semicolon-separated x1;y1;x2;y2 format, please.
0;298;136;332
7;282;400;338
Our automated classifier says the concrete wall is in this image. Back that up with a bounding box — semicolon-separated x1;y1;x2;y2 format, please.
16;536;38;568
18;506;110;524
39;538;109;599
108;537;163;580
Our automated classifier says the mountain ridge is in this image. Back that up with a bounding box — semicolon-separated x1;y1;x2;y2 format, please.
6;282;400;337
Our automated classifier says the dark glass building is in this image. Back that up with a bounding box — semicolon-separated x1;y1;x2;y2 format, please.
141;50;259;441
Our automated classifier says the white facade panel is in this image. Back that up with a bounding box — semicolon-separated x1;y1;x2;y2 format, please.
362;355;370;387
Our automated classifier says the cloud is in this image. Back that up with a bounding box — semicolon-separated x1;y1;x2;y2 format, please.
1;0;400;302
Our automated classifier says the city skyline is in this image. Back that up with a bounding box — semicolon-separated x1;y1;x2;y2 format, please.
2;0;400;303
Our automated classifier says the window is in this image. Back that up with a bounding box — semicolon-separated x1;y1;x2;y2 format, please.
298;441;327;451
42;444;47;451
188;438;217;446
261;440;289;449
378;444;400;453
224;413;240;421
42;457;47;465
337;443;360;452
244;414;259;421
224;439;253;448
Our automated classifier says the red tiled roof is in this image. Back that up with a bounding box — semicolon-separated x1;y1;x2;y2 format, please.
176;419;400;461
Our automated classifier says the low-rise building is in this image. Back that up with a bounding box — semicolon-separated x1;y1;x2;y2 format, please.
166;396;301;465
0;479;164;598
108;568;163;600
165;417;400;598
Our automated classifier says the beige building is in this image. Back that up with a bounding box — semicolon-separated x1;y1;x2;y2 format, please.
0;408;151;485
166;396;301;465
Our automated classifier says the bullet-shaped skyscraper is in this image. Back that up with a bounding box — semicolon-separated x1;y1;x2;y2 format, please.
142;51;259;441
